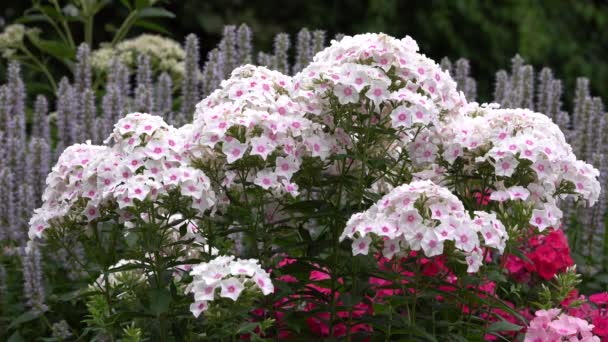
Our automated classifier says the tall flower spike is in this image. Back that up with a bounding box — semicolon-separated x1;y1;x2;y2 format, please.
32;95;50;143
585;97;603;160
0;167;11;240
74;43;92;93
21;244;48;314
505;54;525;108
273;33;290;74
26;137;51;206
550;80;566;130
102;84;125;138
134;83;154;114
256;51;274;68
109;58;131;99
0;168;18;239
536;67;554;117
156;72;173;122
181;33;200;123
0;85;8;133
201;49;219;96
311;29;326;56
576;97;593;160
573;77;590;127
236;23;252;65
220;25;237;77
56;77;77;147
454;58;477;101
494;70;509;105
136;53;152;90
521;64;535;110
18;184;36;241
440;57;452;73
8;62;26;143
0;132;4;171
293;28;312;74
80;88;97;143
213;47;225;91
6;117;26;182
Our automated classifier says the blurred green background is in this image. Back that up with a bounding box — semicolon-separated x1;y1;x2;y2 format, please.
1;0;607;105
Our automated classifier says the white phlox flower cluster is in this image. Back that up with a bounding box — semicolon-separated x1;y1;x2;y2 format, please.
340;180;507;272
187;255;274;318
28;113;216;240
293;33;465;120
438;104;601;231
190;65;335;196
91;34;186;78
290;33;466;180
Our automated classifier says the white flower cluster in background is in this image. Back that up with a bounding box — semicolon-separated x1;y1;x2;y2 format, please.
28;113;216;240
340;180;507;272
91;34;185;78
187;255;274;318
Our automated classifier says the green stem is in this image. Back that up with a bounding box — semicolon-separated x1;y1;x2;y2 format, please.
112;10;139;46
19;45;57;93
50;0;75;49
85;15;94;48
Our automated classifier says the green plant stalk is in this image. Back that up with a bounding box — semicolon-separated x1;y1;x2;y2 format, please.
85;15;94;48
50;0;75;49
112;10;139;47
19;45;58;93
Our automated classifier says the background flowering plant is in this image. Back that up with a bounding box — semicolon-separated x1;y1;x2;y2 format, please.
1;3;607;340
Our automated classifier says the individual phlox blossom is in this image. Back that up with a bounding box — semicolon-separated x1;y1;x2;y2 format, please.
187;255;274;318
529;202;563;232
440;104;601;207
340;180;508;272
524;309;600;342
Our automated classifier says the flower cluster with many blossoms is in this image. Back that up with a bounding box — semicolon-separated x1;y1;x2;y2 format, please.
436;104;601;230
27;32;604;339
28;113;216;240
340;180;507;272
190;65;335;196
187;255;273;317
291;33;466;176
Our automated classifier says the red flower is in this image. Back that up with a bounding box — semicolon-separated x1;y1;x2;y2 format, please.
592;315;608;337
590;292;608;306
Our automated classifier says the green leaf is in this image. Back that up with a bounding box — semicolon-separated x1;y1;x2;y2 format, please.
487;320;524;333
137;7;175;19
7;331;25;342
134;20;171;35
8;311;40;329
236;322;259;334
27;33;75;60
120;0;133;10
135;0;150;9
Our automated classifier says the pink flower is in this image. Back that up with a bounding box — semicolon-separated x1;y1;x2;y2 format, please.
589;292;608;306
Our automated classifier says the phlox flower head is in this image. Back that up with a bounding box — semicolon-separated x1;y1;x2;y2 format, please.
340;180;508;273
187;255;273;318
